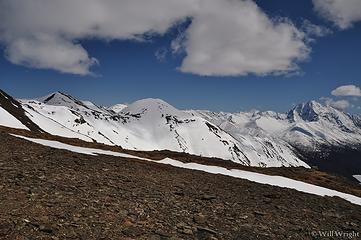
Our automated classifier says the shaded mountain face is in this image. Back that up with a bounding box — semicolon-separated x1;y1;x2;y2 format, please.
1;89;361;174
287;101;321;122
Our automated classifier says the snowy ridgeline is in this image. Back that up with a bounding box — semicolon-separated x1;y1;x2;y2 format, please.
18;92;308;168
1;90;361;168
196;100;361;149
11;134;361;207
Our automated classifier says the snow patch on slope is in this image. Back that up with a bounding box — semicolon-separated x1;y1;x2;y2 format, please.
21;102;93;142
354;175;361;184
12;134;361;207
159;158;361;206
0;106;29;130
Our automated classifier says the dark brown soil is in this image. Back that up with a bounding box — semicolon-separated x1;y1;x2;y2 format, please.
3;126;361;198
0;130;361;239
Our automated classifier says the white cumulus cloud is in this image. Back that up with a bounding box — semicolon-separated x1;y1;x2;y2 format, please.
313;0;361;29
321;97;351;110
178;0;310;76
331;85;361;97
0;0;197;75
328;99;351;110
0;0;310;76
5;35;98;75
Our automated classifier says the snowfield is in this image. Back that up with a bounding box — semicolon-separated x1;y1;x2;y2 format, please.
0;106;29;130
18;92;310;168
12;134;361;207
22;104;94;142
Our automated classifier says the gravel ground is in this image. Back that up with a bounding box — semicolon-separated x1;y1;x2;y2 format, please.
0;131;360;239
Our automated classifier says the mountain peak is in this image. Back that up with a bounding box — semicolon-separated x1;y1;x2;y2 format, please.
132;98;171;106
36;91;96;112
37;91;75;103
109;103;128;113
122;98;179;114
300;100;324;110
287;100;326;122
286;100;361;134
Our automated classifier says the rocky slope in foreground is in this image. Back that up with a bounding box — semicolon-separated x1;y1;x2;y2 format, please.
0;129;361;240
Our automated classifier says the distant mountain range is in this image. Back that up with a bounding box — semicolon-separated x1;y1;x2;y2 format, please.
1;89;360;178
197;100;361;150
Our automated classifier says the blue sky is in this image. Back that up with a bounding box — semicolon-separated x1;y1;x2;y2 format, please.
0;0;360;113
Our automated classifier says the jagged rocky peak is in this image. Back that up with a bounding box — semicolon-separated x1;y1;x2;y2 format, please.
36;91;106;113
287;100;326;122
286;100;361;136
37;91;81;106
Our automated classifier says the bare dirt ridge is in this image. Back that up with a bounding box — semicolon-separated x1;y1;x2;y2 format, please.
0;129;361;239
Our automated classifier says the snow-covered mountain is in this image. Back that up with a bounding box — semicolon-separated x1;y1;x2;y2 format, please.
285;101;361;147
109;104;128;113
16;92;307;167
1;89;360;170
196;100;361;151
